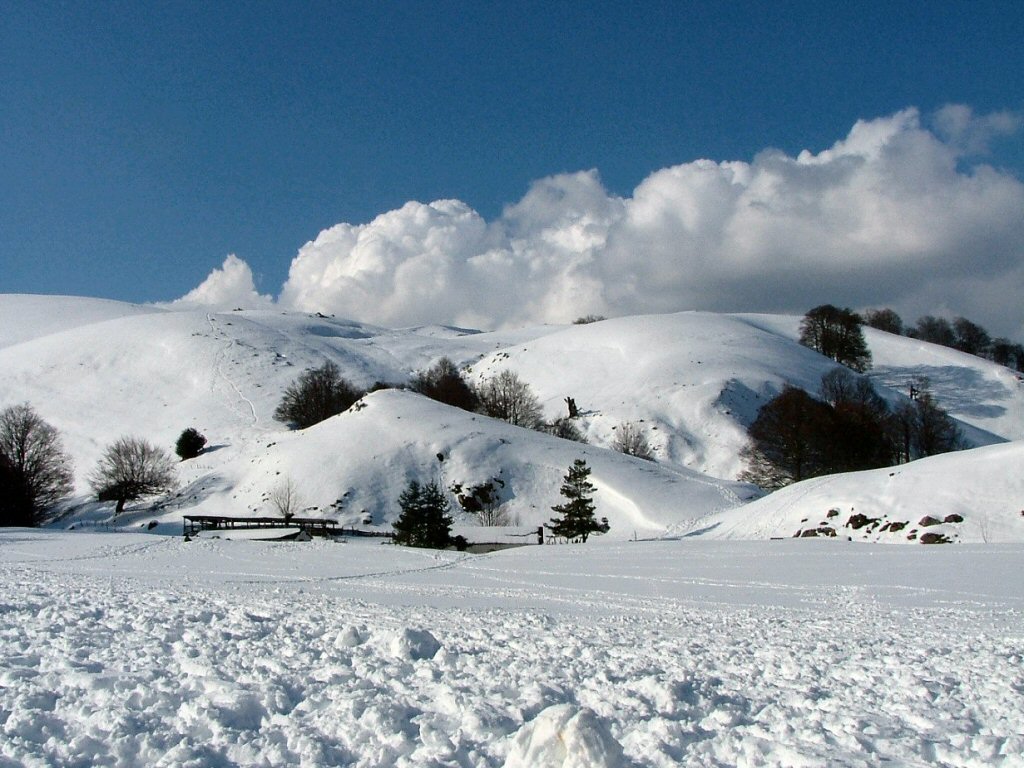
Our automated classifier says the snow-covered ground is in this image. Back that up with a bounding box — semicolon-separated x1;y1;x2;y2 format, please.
2;530;1022;767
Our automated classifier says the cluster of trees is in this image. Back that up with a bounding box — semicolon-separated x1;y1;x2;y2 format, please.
1;403;197;526
798;305;872;371
741;369;963;490
278;359;659;464
274;361;366;429
393;458;608;549
864;308;1024;372
415;359;592;443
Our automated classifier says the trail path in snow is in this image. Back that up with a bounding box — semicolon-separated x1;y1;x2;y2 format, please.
207;313;259;426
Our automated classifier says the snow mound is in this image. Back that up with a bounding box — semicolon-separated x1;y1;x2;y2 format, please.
386;627;442;661
505;704;627;768
694;441;1024;543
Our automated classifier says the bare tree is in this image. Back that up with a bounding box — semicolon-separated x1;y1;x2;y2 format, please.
612;421;654;460
89;436;176;514
451;479;509;526
269;477;303;518
0;404;74;526
477;370;543;429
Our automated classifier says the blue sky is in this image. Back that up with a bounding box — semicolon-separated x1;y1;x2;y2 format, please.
2;1;1023;331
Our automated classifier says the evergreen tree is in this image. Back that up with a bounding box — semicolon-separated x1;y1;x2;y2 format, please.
392;479;453;548
547;459;608;543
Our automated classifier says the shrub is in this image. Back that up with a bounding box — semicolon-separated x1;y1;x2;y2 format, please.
412;357;479;411
175;428;207;460
451;479;508;526
612;421;654;460
541;417;588;443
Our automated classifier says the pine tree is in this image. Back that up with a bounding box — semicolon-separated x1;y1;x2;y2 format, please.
392;480;453;548
547;459;608;543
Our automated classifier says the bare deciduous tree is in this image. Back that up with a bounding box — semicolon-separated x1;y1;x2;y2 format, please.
612;421;654;460
477;370;543;429
89;436;176;514
269;477;303;518
0;404;74;526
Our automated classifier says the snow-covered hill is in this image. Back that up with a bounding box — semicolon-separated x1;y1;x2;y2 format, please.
691;441;1024;543
2;294;1023;542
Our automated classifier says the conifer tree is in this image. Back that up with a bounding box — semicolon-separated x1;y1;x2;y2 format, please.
392;480;453;548
547;459;608;543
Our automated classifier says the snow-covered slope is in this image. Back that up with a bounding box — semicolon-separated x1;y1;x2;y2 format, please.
469;312;867;480
2;294;1023;541
740;313;1024;442
163;389;751;539
692;441;1024;543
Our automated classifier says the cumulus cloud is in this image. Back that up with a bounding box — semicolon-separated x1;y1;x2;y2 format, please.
180;106;1024;335
171;254;273;311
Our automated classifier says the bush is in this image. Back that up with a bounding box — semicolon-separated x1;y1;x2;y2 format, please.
393;480;453;548
541;417;588;443
268;477;303;518
274;360;364;429
0;404;73;526
89;436;177;514
175;428;207;460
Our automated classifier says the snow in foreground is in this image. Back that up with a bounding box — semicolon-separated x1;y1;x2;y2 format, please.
2;532;1022;767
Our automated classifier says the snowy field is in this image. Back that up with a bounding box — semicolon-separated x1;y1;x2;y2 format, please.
3;531;1022;767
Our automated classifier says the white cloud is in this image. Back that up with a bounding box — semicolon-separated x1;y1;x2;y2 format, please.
932;104;1022;155
171;254;273;311
179;106;1024;335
